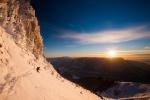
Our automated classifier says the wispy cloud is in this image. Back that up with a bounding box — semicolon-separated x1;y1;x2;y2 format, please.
144;46;150;50
60;26;150;44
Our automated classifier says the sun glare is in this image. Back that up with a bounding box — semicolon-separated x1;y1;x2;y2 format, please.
107;50;117;58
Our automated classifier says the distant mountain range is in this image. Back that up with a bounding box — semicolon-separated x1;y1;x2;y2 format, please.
47;57;150;83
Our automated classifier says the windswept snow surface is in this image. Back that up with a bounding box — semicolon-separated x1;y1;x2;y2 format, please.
0;27;102;100
101;82;150;99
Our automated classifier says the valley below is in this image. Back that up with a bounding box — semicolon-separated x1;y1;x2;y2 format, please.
48;57;150;99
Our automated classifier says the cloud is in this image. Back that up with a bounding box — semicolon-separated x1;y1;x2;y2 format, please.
144;46;150;50
60;26;150;44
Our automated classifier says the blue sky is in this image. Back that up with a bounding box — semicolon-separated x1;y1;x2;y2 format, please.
31;0;150;57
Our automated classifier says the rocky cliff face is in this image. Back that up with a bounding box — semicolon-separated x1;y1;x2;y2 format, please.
0;27;101;100
0;0;42;58
0;0;102;100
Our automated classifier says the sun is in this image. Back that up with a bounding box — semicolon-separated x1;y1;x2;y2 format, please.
107;50;117;58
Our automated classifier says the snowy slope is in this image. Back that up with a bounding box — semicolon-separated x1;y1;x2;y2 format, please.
0;27;102;100
101;82;150;99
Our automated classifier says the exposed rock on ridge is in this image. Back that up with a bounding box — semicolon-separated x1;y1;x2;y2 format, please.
0;0;42;58
0;27;101;100
0;0;102;100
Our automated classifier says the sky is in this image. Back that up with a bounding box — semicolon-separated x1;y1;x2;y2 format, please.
31;0;150;59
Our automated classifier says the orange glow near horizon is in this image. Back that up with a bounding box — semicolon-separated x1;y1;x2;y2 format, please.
46;50;150;63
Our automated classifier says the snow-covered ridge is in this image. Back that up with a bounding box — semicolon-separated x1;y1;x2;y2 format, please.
0;21;102;100
101;82;150;99
0;0;103;99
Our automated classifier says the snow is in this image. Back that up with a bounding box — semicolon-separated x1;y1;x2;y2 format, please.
0;27;102;100
101;82;150;99
1;25;149;100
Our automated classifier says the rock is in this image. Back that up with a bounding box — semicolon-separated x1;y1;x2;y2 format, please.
0;1;102;100
0;43;2;48
0;0;43;58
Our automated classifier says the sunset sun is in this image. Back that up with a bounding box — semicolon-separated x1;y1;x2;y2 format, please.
107;50;117;58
